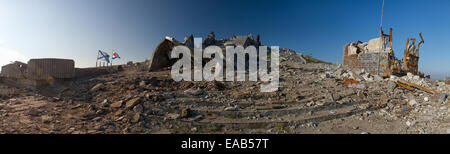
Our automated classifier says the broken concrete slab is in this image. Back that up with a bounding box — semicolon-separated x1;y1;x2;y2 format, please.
148;37;181;72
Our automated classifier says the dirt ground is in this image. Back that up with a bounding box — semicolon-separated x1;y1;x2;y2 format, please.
0;49;449;134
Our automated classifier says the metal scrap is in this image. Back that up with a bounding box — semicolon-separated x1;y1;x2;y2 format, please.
394;80;437;94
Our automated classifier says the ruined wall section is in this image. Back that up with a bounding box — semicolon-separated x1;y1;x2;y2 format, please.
26;59;75;80
0;62;27;78
343;36;391;77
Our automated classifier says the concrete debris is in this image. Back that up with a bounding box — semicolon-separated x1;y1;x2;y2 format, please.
148;37;181;71
354;84;365;89
385;81;397;88
438;93;448;104
348;71;365;82
223;34;259;48
146;32;278;72
408;99;418;106
406;120;416;127
280;48;307;65
184;88;204;96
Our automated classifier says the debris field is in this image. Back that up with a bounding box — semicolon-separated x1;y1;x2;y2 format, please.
0;33;449;134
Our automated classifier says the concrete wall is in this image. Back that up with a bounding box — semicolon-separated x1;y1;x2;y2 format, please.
26;58;75;80
0;62;27;78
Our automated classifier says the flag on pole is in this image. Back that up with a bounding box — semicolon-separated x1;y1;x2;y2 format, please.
97;50;110;63
112;51;121;59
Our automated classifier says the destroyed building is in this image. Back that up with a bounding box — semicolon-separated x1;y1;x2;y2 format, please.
0;58;75;86
343;28;425;78
147;32;264;72
0;61;28;79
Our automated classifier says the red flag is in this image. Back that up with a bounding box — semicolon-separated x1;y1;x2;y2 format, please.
112;51;120;59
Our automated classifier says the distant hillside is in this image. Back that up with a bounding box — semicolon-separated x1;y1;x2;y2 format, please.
301;55;331;64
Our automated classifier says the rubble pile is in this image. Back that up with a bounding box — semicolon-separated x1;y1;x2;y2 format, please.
148;32;262;72
319;64;450;133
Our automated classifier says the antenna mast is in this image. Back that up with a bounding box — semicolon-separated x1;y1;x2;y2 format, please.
380;0;385;30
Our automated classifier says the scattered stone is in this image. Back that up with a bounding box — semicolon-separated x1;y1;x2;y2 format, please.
406;120;416;127
139;81;146;87
386;81;397;88
438;93;448;104
184;88;203;96
100;99;109;107
131;113;140;123
41;115;52;123
306;101;315;107
125;97;141;109
181;108;191;118
272;105;286;109
224;106;236;111
191;127;198;132
192;115;204;122
348;71;364;81
114;110;124;116
355;84;365;89
164;113;180;120
133;104;144;113
143;101;153;109
390;75;399;81
408;99;418;106
110;101;124;108
373;75;383;81
90;83;104;92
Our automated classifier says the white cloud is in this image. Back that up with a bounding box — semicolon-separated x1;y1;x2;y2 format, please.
0;45;28;71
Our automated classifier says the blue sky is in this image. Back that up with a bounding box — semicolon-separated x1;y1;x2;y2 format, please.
0;0;449;79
